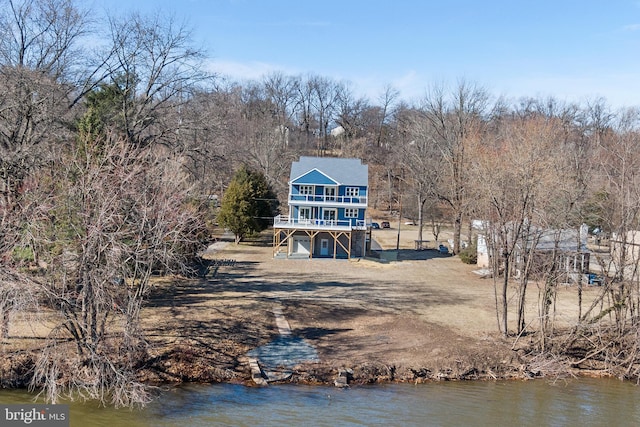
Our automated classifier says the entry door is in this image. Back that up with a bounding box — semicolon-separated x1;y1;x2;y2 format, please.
324;186;336;201
299;207;311;224
320;239;330;256
323;209;337;225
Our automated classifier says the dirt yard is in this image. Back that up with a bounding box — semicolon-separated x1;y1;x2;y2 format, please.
138;221;604;384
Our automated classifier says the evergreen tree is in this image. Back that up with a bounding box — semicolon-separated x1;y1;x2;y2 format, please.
78;75;134;143
218;166;278;243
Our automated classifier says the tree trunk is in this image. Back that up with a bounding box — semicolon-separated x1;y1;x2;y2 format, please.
578;276;583;322
417;195;425;242
502;254;510;336
517;278;527;334
453;212;462;254
431;219;440;242
387;170;393;211
1;307;9;339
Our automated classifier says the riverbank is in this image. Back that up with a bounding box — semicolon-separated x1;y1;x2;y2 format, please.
133;226;607;387
0;226;613;390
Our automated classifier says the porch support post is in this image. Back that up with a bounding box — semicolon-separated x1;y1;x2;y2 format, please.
273;228;277;256
328;231;352;259
273;228;296;258
333;231;338;259
307;230;319;259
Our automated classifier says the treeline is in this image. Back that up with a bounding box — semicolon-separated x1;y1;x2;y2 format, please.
1;0;640;406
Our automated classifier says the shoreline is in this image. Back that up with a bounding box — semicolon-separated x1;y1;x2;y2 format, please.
0;354;612;390
0;235;632;398
0;344;616;393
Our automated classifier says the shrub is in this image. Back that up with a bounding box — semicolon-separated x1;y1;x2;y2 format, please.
12;246;34;264
458;243;477;264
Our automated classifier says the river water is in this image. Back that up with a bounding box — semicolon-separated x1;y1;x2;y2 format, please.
1;378;638;426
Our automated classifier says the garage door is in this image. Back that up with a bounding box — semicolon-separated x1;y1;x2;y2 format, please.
293;237;311;254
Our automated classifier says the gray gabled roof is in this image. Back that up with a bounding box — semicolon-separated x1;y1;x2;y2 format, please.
289;156;368;186
520;224;589;252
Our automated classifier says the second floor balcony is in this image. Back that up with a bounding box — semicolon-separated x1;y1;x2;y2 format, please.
273;215;367;231
289;194;367;206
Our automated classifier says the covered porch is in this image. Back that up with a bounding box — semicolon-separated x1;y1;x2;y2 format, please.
273;228;365;259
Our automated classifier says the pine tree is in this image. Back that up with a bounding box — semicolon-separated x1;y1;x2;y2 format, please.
218;166;278;243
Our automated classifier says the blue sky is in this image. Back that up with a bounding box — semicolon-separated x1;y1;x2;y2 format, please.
92;0;640;108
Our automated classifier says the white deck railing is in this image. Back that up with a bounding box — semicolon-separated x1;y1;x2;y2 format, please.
289;194;367;205
273;215;366;230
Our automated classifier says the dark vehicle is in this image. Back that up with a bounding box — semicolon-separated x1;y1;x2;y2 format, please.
588;273;604;286
371;222;380;229
381;221;390;228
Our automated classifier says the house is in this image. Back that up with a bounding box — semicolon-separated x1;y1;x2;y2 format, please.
477;223;590;282
273;156;368;259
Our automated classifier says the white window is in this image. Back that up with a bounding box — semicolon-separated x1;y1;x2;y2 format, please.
344;208;359;218
323;209;337;221
299;207;311;221
345;187;359;197
299;185;313;195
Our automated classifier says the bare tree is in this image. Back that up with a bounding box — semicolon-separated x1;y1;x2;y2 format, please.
403;109;443;242
473;114;559;336
589;109;640;332
375;84;400;148
420;80;490;254
235;83;297;193
29;134;204;407
334;83;369;141
0;270;39;340
0;0;88;212
0;6;214;402
262;71;299;130
0;1;89;334
294;74;340;155
103;11;212;147
0;0;89;77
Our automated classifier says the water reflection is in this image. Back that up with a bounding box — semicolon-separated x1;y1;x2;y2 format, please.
134;379;640;427
0;378;638;427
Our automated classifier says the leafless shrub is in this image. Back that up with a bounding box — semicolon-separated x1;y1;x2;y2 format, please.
0;270;40;340
26;137;205;406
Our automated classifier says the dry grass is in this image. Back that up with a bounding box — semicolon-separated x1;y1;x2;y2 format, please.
3;223;605;383
137;224;602;381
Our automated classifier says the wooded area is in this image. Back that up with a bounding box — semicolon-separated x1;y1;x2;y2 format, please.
2;0;640;407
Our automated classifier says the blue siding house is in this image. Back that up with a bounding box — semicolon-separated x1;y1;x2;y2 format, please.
273;156;369;259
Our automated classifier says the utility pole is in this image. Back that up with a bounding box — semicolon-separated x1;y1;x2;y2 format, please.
396;168;404;252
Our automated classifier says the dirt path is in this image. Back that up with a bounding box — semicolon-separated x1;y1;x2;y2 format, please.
140;225;603;384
